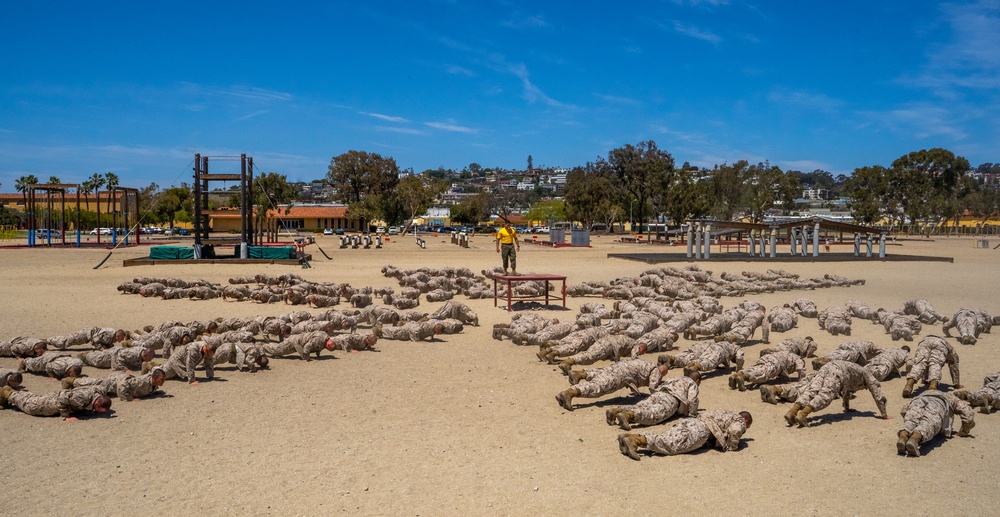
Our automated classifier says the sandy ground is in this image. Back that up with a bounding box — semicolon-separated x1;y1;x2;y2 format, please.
1;233;999;516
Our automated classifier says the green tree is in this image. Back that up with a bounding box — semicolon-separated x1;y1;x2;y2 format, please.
564;164;618;230
966;185;1000;232
327;150;400;221
844;165;893;226
395;175;445;231
602;140;674;230
47;176;61;184
663;168;712;224
155;186;192;231
252;172;296;243
449;192;491;227
525;199;566;227
708;160;751;221
15;174;39;205
891;148;971;232
743;162;800;223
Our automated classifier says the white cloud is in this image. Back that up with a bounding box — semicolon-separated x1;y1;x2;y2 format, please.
377;126;425;135
179;83;294;103
502;13;549;30
672;21;721;44
361;112;409;123
425;121;477;133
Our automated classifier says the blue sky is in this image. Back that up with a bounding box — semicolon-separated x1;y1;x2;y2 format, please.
1;1;998;190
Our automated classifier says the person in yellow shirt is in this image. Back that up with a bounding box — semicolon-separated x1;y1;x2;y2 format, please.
495;220;521;275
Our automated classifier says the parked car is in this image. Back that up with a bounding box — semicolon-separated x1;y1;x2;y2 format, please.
335;228;345;235
35;229;62;239
388;226;399;235
323;228;334;236
375;227;386;234
89;227;112;235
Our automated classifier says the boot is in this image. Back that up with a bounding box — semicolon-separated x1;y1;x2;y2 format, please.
568;370;587;386
617;433;647;461
735;372;747;391
795;405;815;427
555;388;579;411
511;269;519;276
953;389;969;401
760;385;781;405
682;364;700;378
728;373;739;390
928;380;939;391
61;377;77;390
784;403;803;426
896;430;909;455
605;407;622;426
617;411;636;431
905;432;922;457
902;378;916;398
558;359;576;376
0;385;13;406
491;327;503;340
374;325;383;338
981;394;994;415
535;349;548;362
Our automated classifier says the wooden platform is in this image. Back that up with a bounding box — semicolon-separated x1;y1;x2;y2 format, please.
493;273;568;311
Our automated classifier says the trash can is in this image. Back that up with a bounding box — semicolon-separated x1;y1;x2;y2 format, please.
550;228;565;244
570;229;590;246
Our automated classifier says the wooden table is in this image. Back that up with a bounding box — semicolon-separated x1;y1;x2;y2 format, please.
493;273;568;312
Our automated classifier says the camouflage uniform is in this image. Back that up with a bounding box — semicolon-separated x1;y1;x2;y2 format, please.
512;321;575;346
262;330;330;360
795;360;888;417
632;328;678;357
161;342;214;383
621;312;661;339
760;337;817;358
793;299;818;318
0;367;19;386
22;353;84;378
762;373;816;403
564;335;637;366
943;308;983;345
428;301;479;326
641;409;748;455
812;340;882;371
907;336;960;387
876;309;922;341
678;340;744;373
818;306;852;336
331;333;376;352
768;305;798;333
540;327;609;362
902;298;947;324
899;391;974;443
845;299;878;321
619;376;699;427
685;308;746;340
80;346;151;371
575;359;662;398
7;386;105;418
720;308;768;344
0;337;47;358
69;371;161;401
958;372;1000;413
211;342;266;372
736;351;805;386
378;321;439;342
865;347;910;381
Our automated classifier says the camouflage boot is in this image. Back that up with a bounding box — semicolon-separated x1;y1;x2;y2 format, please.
784;403;803;426
558;359;576;376
928;380;939;391
616;411;636;431
535;348;549;362
568;370;587;386
896;430;909;455
795;405;815;427
605;407;623;426
905;432;923;457
760;385;781;405
902;378;916;398
555;388;580;411
61;377;78;390
617;433;647;461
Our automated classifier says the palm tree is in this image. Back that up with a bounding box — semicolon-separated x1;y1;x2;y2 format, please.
14;174;39;205
105;171;119;214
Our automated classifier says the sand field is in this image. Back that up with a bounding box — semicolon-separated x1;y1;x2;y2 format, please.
1;233;998;516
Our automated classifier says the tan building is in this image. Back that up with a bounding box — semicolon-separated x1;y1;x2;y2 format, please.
208;204;366;233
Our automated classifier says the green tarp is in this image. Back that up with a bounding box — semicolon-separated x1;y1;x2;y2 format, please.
149;246;195;260
233;245;296;259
